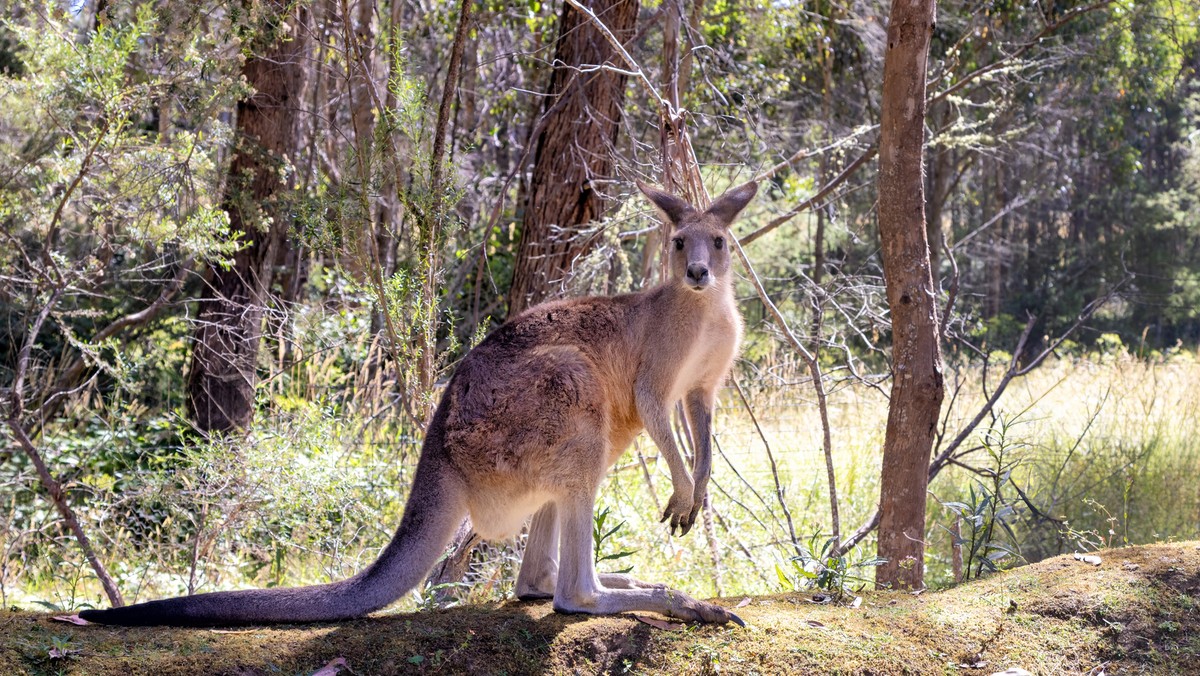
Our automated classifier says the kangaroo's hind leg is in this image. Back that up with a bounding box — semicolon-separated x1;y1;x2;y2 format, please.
516;502;559;600
551;450;743;625
597;572;668;591
516;500;667;599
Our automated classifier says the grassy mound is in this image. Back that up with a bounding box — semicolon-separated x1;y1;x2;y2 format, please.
3;543;1197;675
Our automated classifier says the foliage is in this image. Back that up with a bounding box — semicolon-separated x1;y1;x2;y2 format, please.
937;416;1034;580
592;506;637;574
776;533;885;600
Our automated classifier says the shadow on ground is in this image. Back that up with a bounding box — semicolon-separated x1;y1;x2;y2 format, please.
3;542;1199;675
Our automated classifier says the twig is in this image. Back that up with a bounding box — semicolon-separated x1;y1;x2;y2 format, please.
42;257;194;415
711;437;783;535
751;125;877;184
939;231;959;341
6;422;124;607
419;0;475;396
928;1;1117;106
951;195;1033;251
339;0;415;425
740;144;878;245
832;509;880;558
928;315;1037;479
6;284;123;607
700;492;723;596
561;0;671;113
730;238;841;548
732;377;802;559
928;284;1122;479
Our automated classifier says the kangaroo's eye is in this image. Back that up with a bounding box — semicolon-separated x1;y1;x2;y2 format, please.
714;236;725;249
673;237;684;251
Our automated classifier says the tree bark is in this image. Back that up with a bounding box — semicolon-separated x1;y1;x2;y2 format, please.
186;1;311;434
507;0;638;315
875;0;944;590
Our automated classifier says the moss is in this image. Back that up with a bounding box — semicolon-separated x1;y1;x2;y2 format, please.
3;543;1198;675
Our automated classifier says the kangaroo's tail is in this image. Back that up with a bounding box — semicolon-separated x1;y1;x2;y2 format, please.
79;408;468;626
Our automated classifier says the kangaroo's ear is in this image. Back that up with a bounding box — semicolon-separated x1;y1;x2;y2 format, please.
705;181;758;226
637;180;695;224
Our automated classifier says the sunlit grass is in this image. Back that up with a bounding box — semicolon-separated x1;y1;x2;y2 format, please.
594;353;1200;599
5;351;1200;612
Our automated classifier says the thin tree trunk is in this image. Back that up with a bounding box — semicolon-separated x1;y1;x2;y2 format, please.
186;1;311;433
345;0;378;270
418;0;474;396
985;160;1001;318
7;423;125;607
875;0;944;591
507;0;639;315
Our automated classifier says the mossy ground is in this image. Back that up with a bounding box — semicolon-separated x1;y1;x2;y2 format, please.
2;543;1198;675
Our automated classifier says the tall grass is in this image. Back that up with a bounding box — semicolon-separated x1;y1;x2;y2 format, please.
592;353;1200;597
4;337;1198;611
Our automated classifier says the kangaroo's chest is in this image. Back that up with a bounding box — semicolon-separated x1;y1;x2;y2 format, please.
670;314;740;399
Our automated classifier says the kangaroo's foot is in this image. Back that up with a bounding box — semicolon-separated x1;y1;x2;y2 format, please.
553;586;744;626
598;573;667;591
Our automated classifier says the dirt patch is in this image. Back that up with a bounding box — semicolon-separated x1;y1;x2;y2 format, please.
3;543;1199;675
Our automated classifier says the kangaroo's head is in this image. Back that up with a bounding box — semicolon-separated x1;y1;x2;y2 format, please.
637;180;758;293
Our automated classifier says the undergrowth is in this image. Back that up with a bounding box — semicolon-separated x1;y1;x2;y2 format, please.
2;330;1199;612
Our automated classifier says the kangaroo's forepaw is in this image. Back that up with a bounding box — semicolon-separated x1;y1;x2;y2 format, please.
661;490;696;536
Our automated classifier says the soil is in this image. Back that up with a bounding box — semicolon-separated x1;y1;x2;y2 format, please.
2;543;1197;675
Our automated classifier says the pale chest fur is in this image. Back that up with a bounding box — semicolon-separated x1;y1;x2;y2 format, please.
668;303;742;401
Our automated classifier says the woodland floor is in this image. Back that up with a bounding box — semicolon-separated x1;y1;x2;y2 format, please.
1;543;1198;675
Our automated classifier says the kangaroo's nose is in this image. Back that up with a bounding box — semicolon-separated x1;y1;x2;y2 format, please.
686;263;710;285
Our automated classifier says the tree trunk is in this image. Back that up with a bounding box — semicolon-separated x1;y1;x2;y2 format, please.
186;1;310;434
507;0;638;315
875;0;944;591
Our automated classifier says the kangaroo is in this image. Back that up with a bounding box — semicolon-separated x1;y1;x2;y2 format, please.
79;180;757;627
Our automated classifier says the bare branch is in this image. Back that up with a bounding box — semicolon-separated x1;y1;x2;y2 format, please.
729;237;840;548
46;257;195;408
6;421;125;607
752;124;877;184
740;144;878;245
928;282;1124;480
928;314;1037;480
561;0;671;113
731;378;802;559
6;283;123;607
939;231;959;341
832;509;880;558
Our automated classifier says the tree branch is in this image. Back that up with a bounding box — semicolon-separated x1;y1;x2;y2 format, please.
43;257;194;413
6;284;124;607
740;144;878;246
927;1;1117;106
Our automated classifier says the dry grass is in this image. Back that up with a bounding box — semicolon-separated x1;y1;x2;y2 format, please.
4;356;1198;619
592;355;1200;598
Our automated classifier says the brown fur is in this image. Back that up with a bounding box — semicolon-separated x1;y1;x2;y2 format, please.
80;181;757;627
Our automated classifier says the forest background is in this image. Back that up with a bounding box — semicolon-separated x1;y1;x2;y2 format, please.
1;0;1198;613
